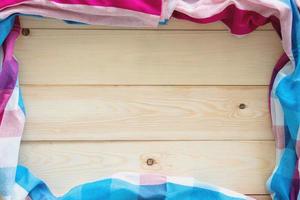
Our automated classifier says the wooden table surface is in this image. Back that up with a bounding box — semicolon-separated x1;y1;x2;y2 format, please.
17;16;283;199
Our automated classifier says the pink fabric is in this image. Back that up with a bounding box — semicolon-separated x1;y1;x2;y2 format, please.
140;174;167;185
0;1;160;27
290;161;300;200
0;0;27;9
172;0;293;64
173;4;273;35
0;109;25;137
273;125;286;150
269;53;290;110
51;0;162;15
0;89;13;123
0;0;297;199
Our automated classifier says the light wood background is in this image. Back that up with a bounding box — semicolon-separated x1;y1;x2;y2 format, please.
16;16;284;199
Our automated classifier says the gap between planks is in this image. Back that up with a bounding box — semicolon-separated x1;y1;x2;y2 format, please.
250;195;271;200
17;16;277;198
20;16;275;31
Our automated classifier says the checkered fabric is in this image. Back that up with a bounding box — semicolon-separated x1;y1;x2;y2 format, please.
0;0;299;199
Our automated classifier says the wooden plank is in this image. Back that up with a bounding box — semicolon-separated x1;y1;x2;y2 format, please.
19;141;275;195
16;30;282;85
21;86;273;141
20;16;274;30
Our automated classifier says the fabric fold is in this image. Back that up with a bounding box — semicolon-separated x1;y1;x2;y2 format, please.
0;0;299;199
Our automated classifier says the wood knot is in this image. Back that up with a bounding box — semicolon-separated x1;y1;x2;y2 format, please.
146;158;155;166
239;103;246;109
22;28;30;36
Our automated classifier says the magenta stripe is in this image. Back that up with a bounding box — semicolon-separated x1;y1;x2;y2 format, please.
0;59;18;90
269;53;290;93
172;4;278;35
0;89;13;122
0;18;20;125
0;0;27;9
268;53;289;110
51;0;162;15
290;161;300;200
0;18;20;90
0;2;160;27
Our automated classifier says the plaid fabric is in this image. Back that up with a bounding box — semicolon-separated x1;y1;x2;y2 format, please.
9;166;252;200
0;0;299;199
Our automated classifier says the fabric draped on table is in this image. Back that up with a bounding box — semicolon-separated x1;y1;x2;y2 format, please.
0;0;299;199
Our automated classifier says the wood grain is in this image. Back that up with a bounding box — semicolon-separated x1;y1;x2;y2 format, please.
19;141;275;196
17;16;277;197
21;86;272;141
20;16;274;30
16;30;282;85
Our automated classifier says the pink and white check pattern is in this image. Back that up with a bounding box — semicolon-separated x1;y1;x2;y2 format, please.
0;0;299;199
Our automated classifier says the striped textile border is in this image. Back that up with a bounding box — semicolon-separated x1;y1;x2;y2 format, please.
0;0;299;199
